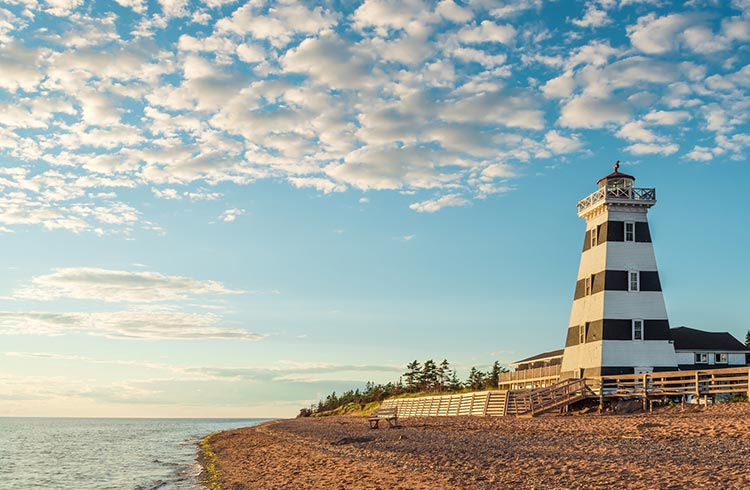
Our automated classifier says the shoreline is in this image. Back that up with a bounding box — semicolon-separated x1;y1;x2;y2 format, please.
201;403;750;489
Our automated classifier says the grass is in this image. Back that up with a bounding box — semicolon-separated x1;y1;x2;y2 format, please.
199;434;221;490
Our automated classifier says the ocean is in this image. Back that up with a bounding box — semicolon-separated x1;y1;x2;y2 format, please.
0;417;270;489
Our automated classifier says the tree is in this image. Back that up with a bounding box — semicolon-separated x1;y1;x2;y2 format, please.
467;367;486;391
448;369;463;391
421;359;439;391
404;360;422;391
745;330;750;348
488;361;502;389
438;359;451;391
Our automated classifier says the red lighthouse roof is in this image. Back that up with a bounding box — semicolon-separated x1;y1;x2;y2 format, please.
597;161;635;186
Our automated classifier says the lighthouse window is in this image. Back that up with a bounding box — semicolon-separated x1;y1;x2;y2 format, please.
695;353;708;364
579;324;586;344
715;353;728;364
590;227;598;248
629;271;640;292
632;319;643;341
624;222;635;241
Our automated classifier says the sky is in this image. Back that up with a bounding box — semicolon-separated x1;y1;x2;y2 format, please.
0;0;748;418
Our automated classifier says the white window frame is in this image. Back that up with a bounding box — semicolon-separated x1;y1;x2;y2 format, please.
624;221;635;242
695;352;708;364
715;353;728;364
629;271;640;292
632;319;644;341
579;324;587;344
590;227;597;248
584;276;592;296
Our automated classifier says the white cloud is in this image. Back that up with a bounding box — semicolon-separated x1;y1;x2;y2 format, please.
13;267;244;302
236;43;266;63
218;208;245;222
542;72;576;98
624;142;679;155
627;13;734;55
545;130;583;154
685;145;714;161
217;2;337;47
0;43;44;92
158;0;189;18
441;91;545;129
352;0;428;33
45;0;84;16
559;96;631;128
572;3;611;28
436;0;472;22
281;35;377;90
457;21;516;45
0;310;263;340
289;177;346;194
152;188;181;200
481;163;517;179
643;110;692;125
113;0;145;13
409;193;470;213
616;121;661;143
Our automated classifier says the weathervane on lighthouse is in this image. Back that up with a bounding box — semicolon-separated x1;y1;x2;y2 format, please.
560;161;678;378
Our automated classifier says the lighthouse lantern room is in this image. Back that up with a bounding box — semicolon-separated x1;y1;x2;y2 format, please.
560;162;678;378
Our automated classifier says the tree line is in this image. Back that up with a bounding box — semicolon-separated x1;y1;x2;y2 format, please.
298;359;508;417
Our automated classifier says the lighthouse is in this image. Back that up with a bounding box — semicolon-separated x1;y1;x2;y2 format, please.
560;163;678;378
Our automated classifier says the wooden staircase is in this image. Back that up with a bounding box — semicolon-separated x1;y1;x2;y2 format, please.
512;378;593;418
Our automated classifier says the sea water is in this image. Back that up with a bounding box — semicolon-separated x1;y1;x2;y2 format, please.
0;417;270;489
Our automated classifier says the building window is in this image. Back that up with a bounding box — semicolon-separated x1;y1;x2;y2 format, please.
715;353;728;364
695;353;708;364
625;222;635;242
632;319;643;341
584;276;592;296
579;324;587;344
590;227;598;248
629;271;640;292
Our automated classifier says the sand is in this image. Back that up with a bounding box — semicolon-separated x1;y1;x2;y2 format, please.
204;403;750;489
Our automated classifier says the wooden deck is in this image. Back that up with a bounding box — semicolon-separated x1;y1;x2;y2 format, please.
497;365;561;390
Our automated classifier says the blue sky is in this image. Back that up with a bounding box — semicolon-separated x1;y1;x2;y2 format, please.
0;0;748;418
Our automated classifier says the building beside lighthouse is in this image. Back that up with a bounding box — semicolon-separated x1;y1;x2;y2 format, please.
500;163;749;388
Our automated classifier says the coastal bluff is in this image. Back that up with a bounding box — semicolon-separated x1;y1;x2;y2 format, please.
202;403;750;489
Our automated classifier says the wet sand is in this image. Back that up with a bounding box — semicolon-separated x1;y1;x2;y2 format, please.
204;403;750;489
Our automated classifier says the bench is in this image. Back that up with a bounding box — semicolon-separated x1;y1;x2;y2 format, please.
368;407;399;429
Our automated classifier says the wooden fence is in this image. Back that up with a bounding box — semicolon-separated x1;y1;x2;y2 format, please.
381;390;510;417
595;366;750;399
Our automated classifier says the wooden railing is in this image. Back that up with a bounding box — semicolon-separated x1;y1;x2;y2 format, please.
498;365;561;390
594;366;750;399
515;378;592;417
577;186;656;213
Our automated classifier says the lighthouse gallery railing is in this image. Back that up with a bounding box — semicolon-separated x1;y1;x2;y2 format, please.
577;186;656;213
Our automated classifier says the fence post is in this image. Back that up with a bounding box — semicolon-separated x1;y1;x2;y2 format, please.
695;371;700;398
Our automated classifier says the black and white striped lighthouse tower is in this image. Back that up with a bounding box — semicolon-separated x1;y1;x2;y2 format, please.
560;163;678;378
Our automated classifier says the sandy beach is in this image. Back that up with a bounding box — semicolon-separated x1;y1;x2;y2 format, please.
203;403;750;489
